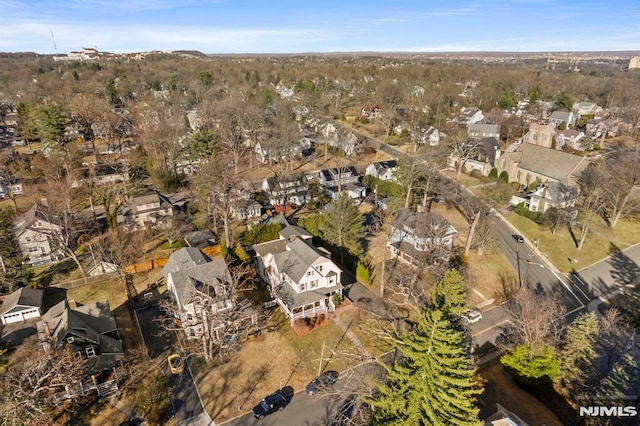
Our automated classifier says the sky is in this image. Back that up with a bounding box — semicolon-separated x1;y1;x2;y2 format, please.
1;0;639;54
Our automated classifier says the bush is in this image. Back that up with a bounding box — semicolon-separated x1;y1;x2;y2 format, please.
469;169;483;179
488;167;498;180
362;175;403;198
498;171;509;184
243;223;281;245
234;243;250;263
592;143;600;150
514;203;543;224
356;260;371;284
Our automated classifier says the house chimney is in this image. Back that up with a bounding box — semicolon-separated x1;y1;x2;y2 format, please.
68;299;77;309
43;321;51;338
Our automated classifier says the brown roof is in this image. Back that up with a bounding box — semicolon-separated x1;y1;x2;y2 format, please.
510;143;589;182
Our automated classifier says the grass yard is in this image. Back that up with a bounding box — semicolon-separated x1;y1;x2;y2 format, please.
441;169;488;187
504;213;640;273
338;308;394;357
465;251;516;306
194;310;357;423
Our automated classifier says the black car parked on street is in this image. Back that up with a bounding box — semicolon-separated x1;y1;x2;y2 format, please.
306;371;339;396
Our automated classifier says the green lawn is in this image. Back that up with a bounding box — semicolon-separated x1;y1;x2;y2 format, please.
504;213;640;273
273;310;358;375
338;308;395;357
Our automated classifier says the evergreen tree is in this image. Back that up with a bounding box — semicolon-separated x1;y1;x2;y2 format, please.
431;268;467;316
501;344;560;385
369;309;482;426
556;312;599;392
321;193;364;262
0;208;32;293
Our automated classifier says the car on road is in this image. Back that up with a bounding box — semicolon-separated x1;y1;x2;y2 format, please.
252;390;288;419
306;370;339;396
167;354;184;375
460;310;483;324
513;234;524;243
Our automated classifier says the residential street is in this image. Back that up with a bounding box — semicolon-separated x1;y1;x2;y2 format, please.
135;304;215;426
571;243;640;298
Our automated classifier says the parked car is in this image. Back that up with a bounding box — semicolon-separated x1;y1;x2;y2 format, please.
513;234;524;243
460;310;482;325
167;354;184;374
252;390;288;419
306;370;339;396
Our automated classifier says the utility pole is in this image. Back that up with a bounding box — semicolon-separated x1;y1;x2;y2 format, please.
318;340;325;377
516;251;522;287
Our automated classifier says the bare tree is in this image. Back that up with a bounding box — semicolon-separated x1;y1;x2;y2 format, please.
194;153;240;247
605;148;640;228
0;337;88;425
155;269;264;362
577;160;608;250
503;288;566;349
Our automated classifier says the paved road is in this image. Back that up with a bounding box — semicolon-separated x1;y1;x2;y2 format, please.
488;213;589;312
135;304;214;426
571;243;640;299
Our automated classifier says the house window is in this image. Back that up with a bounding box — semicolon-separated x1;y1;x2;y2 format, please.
74;351;83;359
318;265;323;272
216;300;231;312
85;347;96;358
307;271;313;276
67;336;75;343
190;328;196;337
311;280;318;289
25;237;31;242
187;314;193;322
300;282;306;291
28;247;39;253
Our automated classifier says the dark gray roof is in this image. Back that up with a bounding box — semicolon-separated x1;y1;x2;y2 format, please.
0;287;44;316
168;258;232;309
184;229;217;249
37;299;124;374
163;247;211;277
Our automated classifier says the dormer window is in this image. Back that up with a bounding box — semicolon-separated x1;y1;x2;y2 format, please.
85;347;96;358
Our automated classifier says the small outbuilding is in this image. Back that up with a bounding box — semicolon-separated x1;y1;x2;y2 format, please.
0;287;45;325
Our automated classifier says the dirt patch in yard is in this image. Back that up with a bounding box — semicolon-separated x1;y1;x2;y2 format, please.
480;358;563;426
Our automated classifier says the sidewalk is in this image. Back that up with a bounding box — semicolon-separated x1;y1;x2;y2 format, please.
586;280;640;318
109;396;146;425
330;303;372;359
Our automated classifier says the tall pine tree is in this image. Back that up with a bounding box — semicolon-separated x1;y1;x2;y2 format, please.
321;193;364;262
369;308;482;426
431;268;467;316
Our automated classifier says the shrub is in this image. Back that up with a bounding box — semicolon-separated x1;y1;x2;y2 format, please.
514;203;543;224
498;171;509;184
488;167;498;180
234;243;250;263
243;223;281;245
356;260;371;284
469;169;483;179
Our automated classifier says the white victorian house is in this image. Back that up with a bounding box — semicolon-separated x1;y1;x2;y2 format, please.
253;226;343;324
